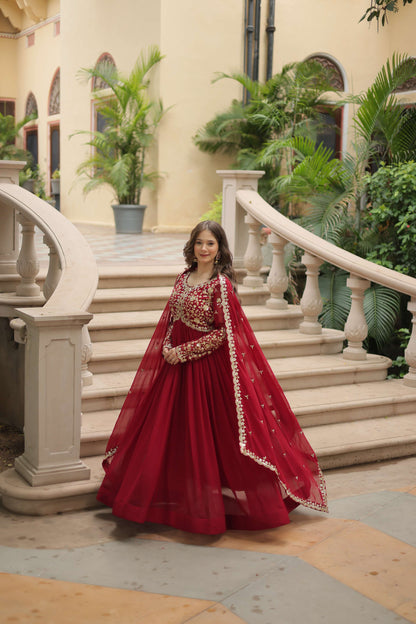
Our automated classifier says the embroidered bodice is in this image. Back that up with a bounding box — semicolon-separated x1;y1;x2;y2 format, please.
164;271;226;362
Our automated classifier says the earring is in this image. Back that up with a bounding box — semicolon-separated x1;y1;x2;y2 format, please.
215;254;220;264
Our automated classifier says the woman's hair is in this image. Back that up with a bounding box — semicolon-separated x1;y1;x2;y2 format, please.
183;220;237;285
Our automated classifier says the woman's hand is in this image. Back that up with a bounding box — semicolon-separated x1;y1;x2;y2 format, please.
163;346;181;365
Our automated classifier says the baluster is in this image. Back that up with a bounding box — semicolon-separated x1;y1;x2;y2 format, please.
299;252;322;334
15;215;40;297
243;214;263;288
404;299;416;387
343;275;370;360
266;233;288;309
81;325;93;386
42;234;62;300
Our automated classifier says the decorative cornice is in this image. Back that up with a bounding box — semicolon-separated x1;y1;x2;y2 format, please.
0;13;59;39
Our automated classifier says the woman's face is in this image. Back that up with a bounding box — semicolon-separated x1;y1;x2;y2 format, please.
193;228;219;269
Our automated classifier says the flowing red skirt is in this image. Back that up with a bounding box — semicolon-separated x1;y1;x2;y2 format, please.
97;319;299;534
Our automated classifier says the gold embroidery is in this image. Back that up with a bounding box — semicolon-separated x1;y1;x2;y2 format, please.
218;274;328;514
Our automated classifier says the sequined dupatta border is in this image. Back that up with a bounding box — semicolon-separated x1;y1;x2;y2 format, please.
218;274;328;513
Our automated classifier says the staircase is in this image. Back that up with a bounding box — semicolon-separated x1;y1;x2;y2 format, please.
80;264;416;481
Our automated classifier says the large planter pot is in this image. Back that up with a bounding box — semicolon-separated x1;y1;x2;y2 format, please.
51;179;60;195
21;179;35;193
112;204;146;234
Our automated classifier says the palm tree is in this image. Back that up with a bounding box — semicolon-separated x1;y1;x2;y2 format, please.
76;46;165;206
194;60;341;206
0;113;34;161
265;53;416;351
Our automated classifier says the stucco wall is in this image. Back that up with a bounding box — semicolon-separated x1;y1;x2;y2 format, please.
1;0;416;230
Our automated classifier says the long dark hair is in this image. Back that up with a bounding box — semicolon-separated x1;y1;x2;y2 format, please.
183;220;237;286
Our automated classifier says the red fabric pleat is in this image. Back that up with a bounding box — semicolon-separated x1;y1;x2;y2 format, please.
97;272;327;535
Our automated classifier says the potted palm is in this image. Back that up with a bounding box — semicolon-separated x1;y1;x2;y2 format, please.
76;46;165;233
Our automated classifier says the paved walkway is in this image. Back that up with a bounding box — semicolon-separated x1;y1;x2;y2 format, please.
35;222;189;266
2;223;415;623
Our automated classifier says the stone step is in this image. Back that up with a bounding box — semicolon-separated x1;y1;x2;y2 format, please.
87;328;344;377
9;410;416;516
81;374;410;429
307;413;416;470
89;284;271;314
290;379;416;427
97;265;184;289
87;305;305;342
80;406;416;469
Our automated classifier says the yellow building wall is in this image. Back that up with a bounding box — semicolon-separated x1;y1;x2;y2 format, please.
14;17;60;183
155;0;243;231
2;0;416;230
60;0;162;227
0;37;18;98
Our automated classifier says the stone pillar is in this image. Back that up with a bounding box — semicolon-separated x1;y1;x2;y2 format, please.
266;233;288;309
217;170;264;268
299;252;323;334
404;299;416;387
242;213;264;288
343;275;370;361
13;308;92;486
0;160;26;292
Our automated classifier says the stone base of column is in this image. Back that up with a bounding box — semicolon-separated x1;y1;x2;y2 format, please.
0;460;101;516
343;344;367;361
15;454;91;487
299;319;322;334
243;275;264;288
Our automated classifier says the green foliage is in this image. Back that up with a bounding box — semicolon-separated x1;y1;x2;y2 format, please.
201;193;222;223
360;0;413;27
19;164;48;199
389;328;410;377
75;46;165;205
0;113;34;161
319;265;400;350
194;60;340;206
364;161;416;275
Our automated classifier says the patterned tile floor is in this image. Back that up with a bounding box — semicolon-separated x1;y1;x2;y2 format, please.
5;223;416;623
0;457;415;623
34;223;189;266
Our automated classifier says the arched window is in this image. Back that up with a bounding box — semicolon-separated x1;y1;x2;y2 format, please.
48;69;60;115
92;53;116;91
306;55;345;159
25;92;38;118
393;58;416;93
307;55;345;91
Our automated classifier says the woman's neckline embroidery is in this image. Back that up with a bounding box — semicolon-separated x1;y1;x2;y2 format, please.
184;271;217;290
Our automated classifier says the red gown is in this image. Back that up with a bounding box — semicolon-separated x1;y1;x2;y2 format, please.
97;270;328;534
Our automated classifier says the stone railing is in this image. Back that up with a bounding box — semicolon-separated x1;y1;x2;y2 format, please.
218;170;416;388
0;161;98;489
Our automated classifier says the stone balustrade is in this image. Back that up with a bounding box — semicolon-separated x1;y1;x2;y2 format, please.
0;160;98;490
219;170;416;388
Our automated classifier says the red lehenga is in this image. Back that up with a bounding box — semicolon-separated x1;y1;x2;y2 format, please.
97;270;328;534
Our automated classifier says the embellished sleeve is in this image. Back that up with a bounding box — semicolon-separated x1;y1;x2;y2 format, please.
162;316;174;350
162;272;183;351
175;282;226;362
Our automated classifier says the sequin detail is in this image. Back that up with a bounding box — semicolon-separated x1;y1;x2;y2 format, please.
167;272;226;363
218;274;328;513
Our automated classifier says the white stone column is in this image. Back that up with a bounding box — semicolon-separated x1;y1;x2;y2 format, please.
13;308;92;486
299;252;323;334
404;299;416;387
343;275;370;360
43;234;62;301
16;215;41;297
217;170;264;268
242;213;264;288
266;233;288;309
0;160;26;292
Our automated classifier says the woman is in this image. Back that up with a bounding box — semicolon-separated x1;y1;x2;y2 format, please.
97;220;328;534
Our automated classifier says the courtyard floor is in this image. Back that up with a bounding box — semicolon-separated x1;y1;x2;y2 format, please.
1;224;415;624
